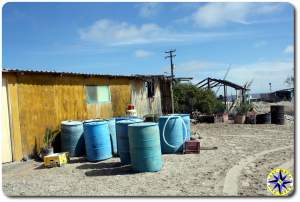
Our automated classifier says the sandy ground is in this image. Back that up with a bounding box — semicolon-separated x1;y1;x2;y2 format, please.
2;121;294;197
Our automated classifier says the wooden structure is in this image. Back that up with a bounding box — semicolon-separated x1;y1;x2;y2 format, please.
196;77;249;109
2;69;172;162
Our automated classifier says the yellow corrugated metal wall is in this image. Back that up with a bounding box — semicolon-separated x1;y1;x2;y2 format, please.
4;73;131;159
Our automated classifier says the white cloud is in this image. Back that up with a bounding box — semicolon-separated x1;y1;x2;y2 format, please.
192;3;282;28
79;19;248;46
283;45;294;53
227;61;293;92
134;49;153;58
137;3;160;18
79;19;164;45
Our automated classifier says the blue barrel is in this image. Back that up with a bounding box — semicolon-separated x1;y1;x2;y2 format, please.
158;115;187;154
107;119;118;155
115;117;130;122
115;117;141;122
169;114;191;140
83;121;112;161
116;119;143;164
128;122;163;172
61;121;85;157
84;119;103;123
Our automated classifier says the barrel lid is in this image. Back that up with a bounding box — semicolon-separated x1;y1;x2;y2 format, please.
159;115;181;119
83;120;108;126
117;119;143;125
61;120;82;126
129;118;143;122
83;119;103;123
169;113;190;117
129;122;158;127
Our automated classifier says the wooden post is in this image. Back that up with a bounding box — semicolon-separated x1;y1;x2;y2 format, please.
170;77;174;114
224;85;227;110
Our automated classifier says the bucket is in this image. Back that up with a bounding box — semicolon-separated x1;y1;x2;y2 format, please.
128;122;163;172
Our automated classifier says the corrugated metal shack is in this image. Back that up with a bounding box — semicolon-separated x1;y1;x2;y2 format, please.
1;68;172;162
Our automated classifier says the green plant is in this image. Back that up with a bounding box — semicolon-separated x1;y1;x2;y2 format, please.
236;102;253;115
214;101;226;114
173;83;223;115
43;128;59;148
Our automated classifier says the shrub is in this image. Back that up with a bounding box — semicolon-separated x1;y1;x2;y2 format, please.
236;102;253;115
173;83;224;115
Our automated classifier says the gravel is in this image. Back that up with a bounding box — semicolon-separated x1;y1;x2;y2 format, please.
2;122;294;196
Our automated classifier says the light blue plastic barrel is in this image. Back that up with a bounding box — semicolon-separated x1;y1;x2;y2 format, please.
169;114;191;140
83;121;112;161
128;122;163;172
61;121;85;157
116;119;143;164
158;115;187;154
107;119;118;156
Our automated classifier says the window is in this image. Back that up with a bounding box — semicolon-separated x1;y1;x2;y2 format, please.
86;85;111;103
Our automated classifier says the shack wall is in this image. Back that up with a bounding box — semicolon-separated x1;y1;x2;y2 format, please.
4;73;131;159
131;79;162;117
3;72;170;160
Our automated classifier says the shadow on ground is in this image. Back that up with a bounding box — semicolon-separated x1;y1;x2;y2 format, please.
69;157;87;164
76;161;136;176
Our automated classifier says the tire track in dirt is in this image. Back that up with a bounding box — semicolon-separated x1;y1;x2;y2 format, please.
222;146;293;196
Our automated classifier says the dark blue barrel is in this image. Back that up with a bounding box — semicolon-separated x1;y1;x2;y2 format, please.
115;117;130;122
61;121;85;157
115;117;142;122
83;121;112;161
169;114;191;140
128;122;163;172
107;119;118;155
116;119;143;164
158;115;187;154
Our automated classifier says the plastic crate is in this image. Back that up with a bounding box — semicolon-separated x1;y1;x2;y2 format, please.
44;152;70;168
184;140;200;154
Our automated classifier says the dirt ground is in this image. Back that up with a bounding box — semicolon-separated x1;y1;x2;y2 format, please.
2;119;294;197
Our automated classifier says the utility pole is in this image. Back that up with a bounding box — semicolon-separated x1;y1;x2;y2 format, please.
165;49;176;113
269;82;272;93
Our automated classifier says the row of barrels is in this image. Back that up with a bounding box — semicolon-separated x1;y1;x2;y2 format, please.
246;105;285;124
60;114;191;173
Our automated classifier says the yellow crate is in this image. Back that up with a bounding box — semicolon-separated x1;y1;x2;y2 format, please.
43;152;70;168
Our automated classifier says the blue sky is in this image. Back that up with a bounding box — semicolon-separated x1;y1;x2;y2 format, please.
2;2;294;93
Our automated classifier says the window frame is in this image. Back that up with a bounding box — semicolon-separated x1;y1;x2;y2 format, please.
85;85;111;104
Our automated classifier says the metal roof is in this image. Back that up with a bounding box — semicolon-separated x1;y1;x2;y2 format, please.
2;68;170;80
